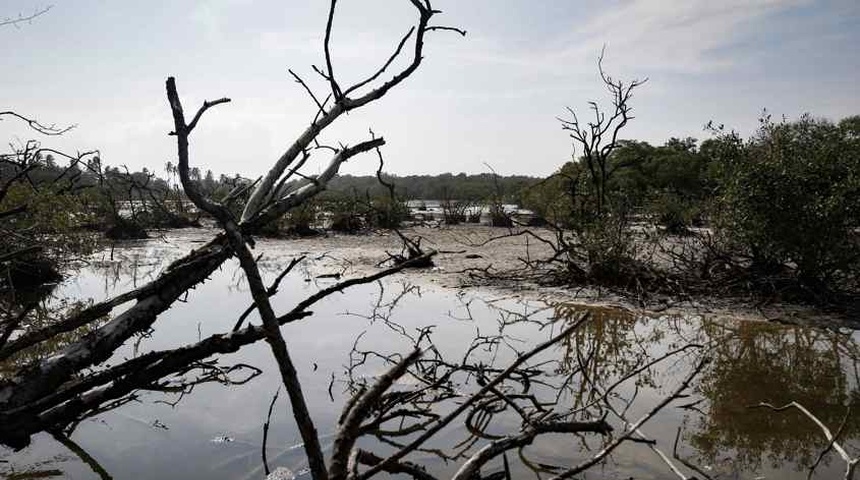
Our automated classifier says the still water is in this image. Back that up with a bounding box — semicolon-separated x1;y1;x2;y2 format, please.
2;229;859;479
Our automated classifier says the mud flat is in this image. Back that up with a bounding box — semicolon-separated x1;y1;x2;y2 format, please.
245;225;852;329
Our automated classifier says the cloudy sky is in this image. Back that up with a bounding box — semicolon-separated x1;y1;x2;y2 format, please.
1;0;857;178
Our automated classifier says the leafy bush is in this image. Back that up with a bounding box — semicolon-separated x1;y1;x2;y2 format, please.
711;114;860;288
649;191;701;235
282;200;321;236
0;183;99;288
367;195;408;229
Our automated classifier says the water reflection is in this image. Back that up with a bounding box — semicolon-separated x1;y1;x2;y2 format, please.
691;321;860;473
0;290;107;377
556;304;668;411
550;302;860;477
2;230;859;479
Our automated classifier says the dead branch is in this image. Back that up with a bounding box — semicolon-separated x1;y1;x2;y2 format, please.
241;0;463;223
331;349;422;480
550;357;708;480
451;419;612;480
0;110;74;136
356;312;592;480
262;387;281;476
752;401;859;479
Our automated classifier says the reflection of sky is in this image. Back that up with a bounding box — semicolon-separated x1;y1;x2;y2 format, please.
3;228;860;479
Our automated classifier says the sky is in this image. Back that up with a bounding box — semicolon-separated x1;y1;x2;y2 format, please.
1;0;858;178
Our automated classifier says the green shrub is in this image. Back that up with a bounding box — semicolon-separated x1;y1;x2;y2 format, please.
368;195;408;229
711;114;860;288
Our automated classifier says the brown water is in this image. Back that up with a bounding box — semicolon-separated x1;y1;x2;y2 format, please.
2;229;858;479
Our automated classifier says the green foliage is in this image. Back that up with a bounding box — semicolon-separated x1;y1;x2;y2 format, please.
281;199;320;236
710;114;860;287
521;161;589;228
2;183;84;234
525;110;859;300
525;138;714;230
650;192;700;234
319;193;409;232
325;196;365;233
368;194;408;229
574;216;640;282
0;183;99;288
326;172;538;204
609;138;712;230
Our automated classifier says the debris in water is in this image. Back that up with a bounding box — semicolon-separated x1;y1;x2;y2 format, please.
265;467;295;480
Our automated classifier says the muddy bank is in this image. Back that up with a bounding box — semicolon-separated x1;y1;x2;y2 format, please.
91;225;853;330
247;226;854;329
257;225;551;285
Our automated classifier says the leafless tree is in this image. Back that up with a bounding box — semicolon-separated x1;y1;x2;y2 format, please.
558;47;647;217
1;4;715;480
0;0;457;477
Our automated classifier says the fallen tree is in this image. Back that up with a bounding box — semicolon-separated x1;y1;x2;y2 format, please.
2;3;716;480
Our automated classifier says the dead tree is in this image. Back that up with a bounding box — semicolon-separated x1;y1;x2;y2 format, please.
1;5;707;480
462;51;652;295
0;2;460;479
558;47;646;218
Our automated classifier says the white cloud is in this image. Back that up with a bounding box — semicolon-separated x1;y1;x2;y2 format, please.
446;0;810;76
560;0;810;73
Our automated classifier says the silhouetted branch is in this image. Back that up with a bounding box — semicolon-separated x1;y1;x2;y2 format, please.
0;5;52;28
357;313;591;479
0;110;73;136
262;387;281;476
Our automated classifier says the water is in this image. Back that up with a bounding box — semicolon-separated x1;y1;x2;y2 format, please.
2;229;859;479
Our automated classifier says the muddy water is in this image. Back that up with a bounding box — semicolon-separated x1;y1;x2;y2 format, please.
2;229;859;479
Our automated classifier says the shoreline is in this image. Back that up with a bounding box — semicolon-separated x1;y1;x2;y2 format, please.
127;224;860;330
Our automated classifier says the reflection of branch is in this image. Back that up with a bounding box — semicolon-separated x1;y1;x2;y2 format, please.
752;401;859;479
673;427;713;480
809;405;854;480
233;255;306;331
357;313;592;480
600;393;692;480
551;357;708;480
283;251;436;323
571;342;703;415
262;387;281;476
49;429;113;480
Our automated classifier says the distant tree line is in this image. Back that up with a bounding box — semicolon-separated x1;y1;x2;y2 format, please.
323;172;538;203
